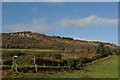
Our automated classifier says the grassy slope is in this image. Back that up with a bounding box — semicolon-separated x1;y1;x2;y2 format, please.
85;55;118;78
8;55;118;78
2;49;60;52
45;55;118;78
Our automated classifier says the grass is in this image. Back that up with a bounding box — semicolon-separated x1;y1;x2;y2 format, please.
85;55;118;78
2;49;60;52
7;55;118;78
3;65;70;68
62;53;74;60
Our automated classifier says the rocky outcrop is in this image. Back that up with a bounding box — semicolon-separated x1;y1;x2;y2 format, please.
10;31;35;37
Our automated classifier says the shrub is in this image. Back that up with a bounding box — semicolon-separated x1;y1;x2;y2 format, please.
79;57;92;64
96;43;106;54
70;59;79;68
96;43;112;56
62;37;73;40
53;54;62;59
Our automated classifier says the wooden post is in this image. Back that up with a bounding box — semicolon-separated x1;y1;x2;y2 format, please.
44;63;45;66
15;62;18;73
58;64;60;67
12;56;18;70
34;56;36;64
12;62;14;69
12;56;14;69
52;63;53;66
35;65;37;72
34;56;37;72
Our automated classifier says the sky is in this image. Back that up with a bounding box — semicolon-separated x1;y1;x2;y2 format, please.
2;2;118;44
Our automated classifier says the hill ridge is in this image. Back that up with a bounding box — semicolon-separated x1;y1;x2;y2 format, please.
2;31;117;53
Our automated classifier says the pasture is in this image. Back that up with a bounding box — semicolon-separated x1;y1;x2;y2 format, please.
7;55;118;78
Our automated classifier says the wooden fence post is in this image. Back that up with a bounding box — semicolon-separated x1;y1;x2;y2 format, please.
44;63;45;66
35;65;37;72
58;64;60;67
52;63;53;66
34;56;37;72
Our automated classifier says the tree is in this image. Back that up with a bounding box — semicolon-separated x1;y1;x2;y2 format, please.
96;43;113;57
70;59;79;69
96;43;106;54
104;46;111;55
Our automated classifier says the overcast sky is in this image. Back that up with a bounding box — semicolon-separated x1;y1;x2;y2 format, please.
2;2;118;44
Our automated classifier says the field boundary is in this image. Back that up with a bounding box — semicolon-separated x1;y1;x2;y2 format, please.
2;49;60;52
84;56;112;66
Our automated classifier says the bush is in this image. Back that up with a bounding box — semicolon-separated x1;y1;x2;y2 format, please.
53;54;62;59
79;57;92;64
96;43;106;54
62;37;73;40
66;58;82;69
96;43;112;56
70;59;79;68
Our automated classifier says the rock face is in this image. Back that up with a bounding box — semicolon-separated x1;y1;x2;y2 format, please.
10;31;35;37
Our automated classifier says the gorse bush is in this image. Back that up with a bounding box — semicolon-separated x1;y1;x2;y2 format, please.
53;54;62;59
96;42;117;56
96;43;106;54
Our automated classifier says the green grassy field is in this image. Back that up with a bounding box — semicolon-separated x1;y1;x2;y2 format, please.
8;55;118;78
85;55;118;78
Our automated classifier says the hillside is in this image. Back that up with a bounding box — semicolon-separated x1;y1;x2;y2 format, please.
1;31;119;78
1;31;117;54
